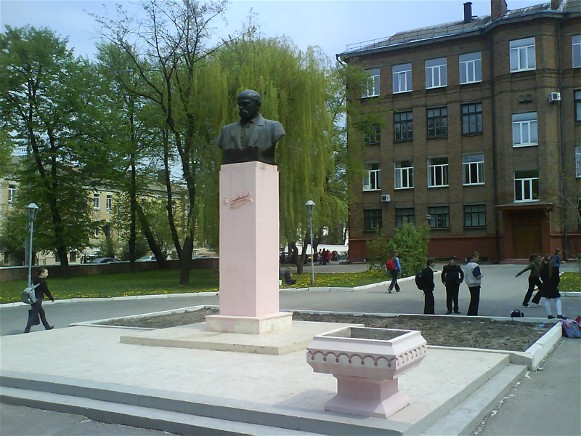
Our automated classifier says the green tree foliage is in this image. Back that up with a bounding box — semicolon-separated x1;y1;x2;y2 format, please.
213;36;345;250
366;223;430;277
388;223;431;277
0;26;107;271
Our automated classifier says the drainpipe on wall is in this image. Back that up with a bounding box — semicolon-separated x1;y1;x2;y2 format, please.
489;32;501;263
556;21;568;258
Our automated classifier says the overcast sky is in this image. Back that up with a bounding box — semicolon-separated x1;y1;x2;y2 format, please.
1;0;548;61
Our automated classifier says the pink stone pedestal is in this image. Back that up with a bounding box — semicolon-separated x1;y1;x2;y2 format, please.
307;326;427;418
206;162;292;334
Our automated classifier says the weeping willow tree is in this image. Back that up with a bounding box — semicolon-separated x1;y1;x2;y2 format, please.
206;36;343;267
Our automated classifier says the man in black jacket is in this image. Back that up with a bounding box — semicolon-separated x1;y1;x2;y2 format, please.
421;258;437;314
441;256;464;314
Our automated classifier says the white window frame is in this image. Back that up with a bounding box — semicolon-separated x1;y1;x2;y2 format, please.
392;63;412;93
425;58;447;89
363;163;382;191
8;184;16;204
93;193;100;210
575;145;581;179
514;170;539;202
459;52;482;84
462;153;485;185
106;194;113;211
394;160;414;189
573;35;581;68
512;112;538;147
510;37;536;72
362;68;380;98
428;158;449;188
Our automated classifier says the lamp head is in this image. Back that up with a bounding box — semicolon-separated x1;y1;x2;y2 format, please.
25;203;39;221
305;200;315;216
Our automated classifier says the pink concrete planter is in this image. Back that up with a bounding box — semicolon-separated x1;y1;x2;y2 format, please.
307;326;427;418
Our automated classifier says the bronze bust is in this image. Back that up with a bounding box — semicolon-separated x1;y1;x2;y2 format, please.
217;90;286;165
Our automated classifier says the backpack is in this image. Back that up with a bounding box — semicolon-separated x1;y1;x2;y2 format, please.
21;284;39;304
386;258;396;271
415;270;425;290
560;319;581;339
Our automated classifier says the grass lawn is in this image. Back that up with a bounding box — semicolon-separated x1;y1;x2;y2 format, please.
0;268;577;305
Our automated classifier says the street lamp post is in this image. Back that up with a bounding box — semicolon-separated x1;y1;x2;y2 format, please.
25;203;39;287
305;200;315;286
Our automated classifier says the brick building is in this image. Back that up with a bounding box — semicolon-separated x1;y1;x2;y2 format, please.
339;0;581;262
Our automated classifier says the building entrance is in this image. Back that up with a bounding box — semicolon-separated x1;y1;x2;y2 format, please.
512;224;542;258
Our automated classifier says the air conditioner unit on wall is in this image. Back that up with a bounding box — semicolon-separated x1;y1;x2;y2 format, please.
548;92;561;103
380;194;391;203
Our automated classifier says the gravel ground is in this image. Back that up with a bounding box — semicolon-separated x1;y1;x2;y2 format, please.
98;306;553;352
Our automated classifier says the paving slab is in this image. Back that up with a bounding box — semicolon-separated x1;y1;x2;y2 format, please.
0;323;516;435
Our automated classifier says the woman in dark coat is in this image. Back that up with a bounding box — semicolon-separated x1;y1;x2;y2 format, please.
539;254;565;320
24;268;55;333
421;258;437;314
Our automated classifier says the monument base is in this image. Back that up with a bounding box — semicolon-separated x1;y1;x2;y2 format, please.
205;312;293;334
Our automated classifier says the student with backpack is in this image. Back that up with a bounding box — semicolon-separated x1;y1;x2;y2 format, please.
420;258;437;314
385;250;401;293
441;256;464;314
465;251;483;316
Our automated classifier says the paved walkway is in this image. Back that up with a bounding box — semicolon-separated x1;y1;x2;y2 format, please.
0;263;579;435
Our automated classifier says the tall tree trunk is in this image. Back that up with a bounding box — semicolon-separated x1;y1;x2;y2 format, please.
135;203;168;269
129;154;137;272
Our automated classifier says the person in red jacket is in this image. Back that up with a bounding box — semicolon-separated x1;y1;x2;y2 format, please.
24;268;55;333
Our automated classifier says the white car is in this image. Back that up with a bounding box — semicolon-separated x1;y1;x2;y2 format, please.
136;255;156;262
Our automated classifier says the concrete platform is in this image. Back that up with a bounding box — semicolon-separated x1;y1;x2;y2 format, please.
0;307;560;435
119;320;359;355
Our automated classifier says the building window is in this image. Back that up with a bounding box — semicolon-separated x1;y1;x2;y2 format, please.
425;57;447;89
363;209;382;231
392;63;412;93
574;89;581;123
364;124;381;145
428;157;449;187
362;68;380;98
461;103;483;134
459;52;482;84
106;194;113;211
395;208;415;227
8;184;16;204
464;205;486;228
514;170;539;202
427;107;447;138
512;112;538;146
428;206;449;229
573;35;581;68
363;163;381;191
93;193;100;210
576;146;581;178
510;37;536;72
395;160;414;189
463;153;485;185
394;111;413;141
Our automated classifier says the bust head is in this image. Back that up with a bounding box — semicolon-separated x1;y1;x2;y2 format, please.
236;90;261;122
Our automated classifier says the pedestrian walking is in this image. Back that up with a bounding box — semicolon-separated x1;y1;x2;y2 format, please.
465;251;483;316
515;254;542;307
386;250;401;293
539;254;566;320
551;248;562;269
441;256;464;314
420;258;437;314
24;268;55;333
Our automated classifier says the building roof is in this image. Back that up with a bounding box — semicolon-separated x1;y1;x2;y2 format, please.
340;0;581;58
